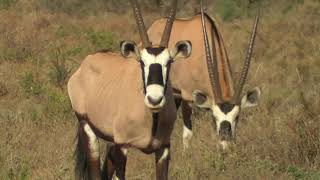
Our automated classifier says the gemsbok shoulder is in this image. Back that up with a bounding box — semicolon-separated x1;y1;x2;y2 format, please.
67;0;192;179
147;0;261;150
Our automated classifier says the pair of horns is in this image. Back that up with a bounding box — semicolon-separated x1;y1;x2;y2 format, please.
130;0;177;48
200;0;260;104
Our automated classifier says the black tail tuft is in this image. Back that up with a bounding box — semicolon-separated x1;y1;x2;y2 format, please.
74;125;89;180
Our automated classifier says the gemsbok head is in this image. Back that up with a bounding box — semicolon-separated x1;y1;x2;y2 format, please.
121;0;191;112
199;1;260;149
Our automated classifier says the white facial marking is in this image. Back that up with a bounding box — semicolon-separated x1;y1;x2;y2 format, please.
182;125;193;149
83;123;99;159
212;105;240;136
220;140;229;150
159;148;169;163
144;85;166;110
140;48;171;87
146;84;164;100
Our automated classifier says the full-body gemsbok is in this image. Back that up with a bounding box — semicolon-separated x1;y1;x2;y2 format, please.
67;0;192;179
147;0;260;149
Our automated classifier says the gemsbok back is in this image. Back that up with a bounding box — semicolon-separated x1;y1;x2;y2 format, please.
147;0;260;150
67;0;192;179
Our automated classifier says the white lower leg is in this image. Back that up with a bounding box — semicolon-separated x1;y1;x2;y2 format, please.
83;123;99;160
182;125;193;149
159;148;169;163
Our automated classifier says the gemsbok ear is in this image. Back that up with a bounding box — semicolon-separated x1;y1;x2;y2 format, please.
241;87;261;109
171;40;192;61
120;41;140;59
192;90;212;109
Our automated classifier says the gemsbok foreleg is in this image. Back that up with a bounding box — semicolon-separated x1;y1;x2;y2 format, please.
76;119;101;180
181;100;193;149
103;144;127;180
155;145;170;180
102;144;115;180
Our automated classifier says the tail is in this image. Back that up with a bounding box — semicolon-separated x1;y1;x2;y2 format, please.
74;125;89;180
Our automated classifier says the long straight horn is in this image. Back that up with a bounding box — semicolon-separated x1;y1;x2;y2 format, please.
200;0;221;103
159;0;178;47
130;0;152;48
234;13;260;104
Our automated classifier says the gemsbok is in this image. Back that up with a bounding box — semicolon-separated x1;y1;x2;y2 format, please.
147;0;260;149
67;0;192;179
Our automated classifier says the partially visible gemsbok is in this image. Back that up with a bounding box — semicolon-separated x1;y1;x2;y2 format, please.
147;0;260;150
67;0;191;179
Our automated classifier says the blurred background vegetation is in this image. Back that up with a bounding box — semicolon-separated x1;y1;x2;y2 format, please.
0;0;320;179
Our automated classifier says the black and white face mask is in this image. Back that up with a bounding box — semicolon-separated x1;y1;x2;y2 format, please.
139;47;173;111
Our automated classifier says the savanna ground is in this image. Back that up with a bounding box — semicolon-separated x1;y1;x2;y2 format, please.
0;0;320;179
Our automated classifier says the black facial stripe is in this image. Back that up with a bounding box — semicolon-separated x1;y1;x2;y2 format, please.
139;60;146;94
147;64;163;86
163;60;172;93
146;47;166;56
218;102;236;114
219;121;232;140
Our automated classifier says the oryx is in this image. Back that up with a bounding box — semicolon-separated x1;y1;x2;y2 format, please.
67;0;192;179
147;0;261;149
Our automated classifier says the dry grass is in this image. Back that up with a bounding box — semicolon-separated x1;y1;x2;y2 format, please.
0;0;320;179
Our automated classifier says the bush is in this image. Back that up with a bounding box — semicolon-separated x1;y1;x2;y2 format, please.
48;46;73;88
215;0;243;21
0;0;18;10
45;87;72;120
286;165;307;179
19;72;42;97
86;29;116;51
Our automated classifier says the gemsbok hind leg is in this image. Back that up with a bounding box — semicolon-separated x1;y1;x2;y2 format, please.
155;146;170;180
102;144;127;180
75;117;101;180
181;100;193;149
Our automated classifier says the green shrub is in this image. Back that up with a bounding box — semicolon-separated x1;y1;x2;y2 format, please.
48;47;72;88
287;165;307;179
45;87;72;120
19;163;29;180
19;72;42;97
215;0;242;21
86;29;116;51
0;0;18;10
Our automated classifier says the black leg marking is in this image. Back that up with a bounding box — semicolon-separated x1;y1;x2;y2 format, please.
103;144;127;180
174;97;182;110
155;145;170;180
181;100;192;130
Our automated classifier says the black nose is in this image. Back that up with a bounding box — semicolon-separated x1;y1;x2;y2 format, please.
147;96;163;106
219;121;232;140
